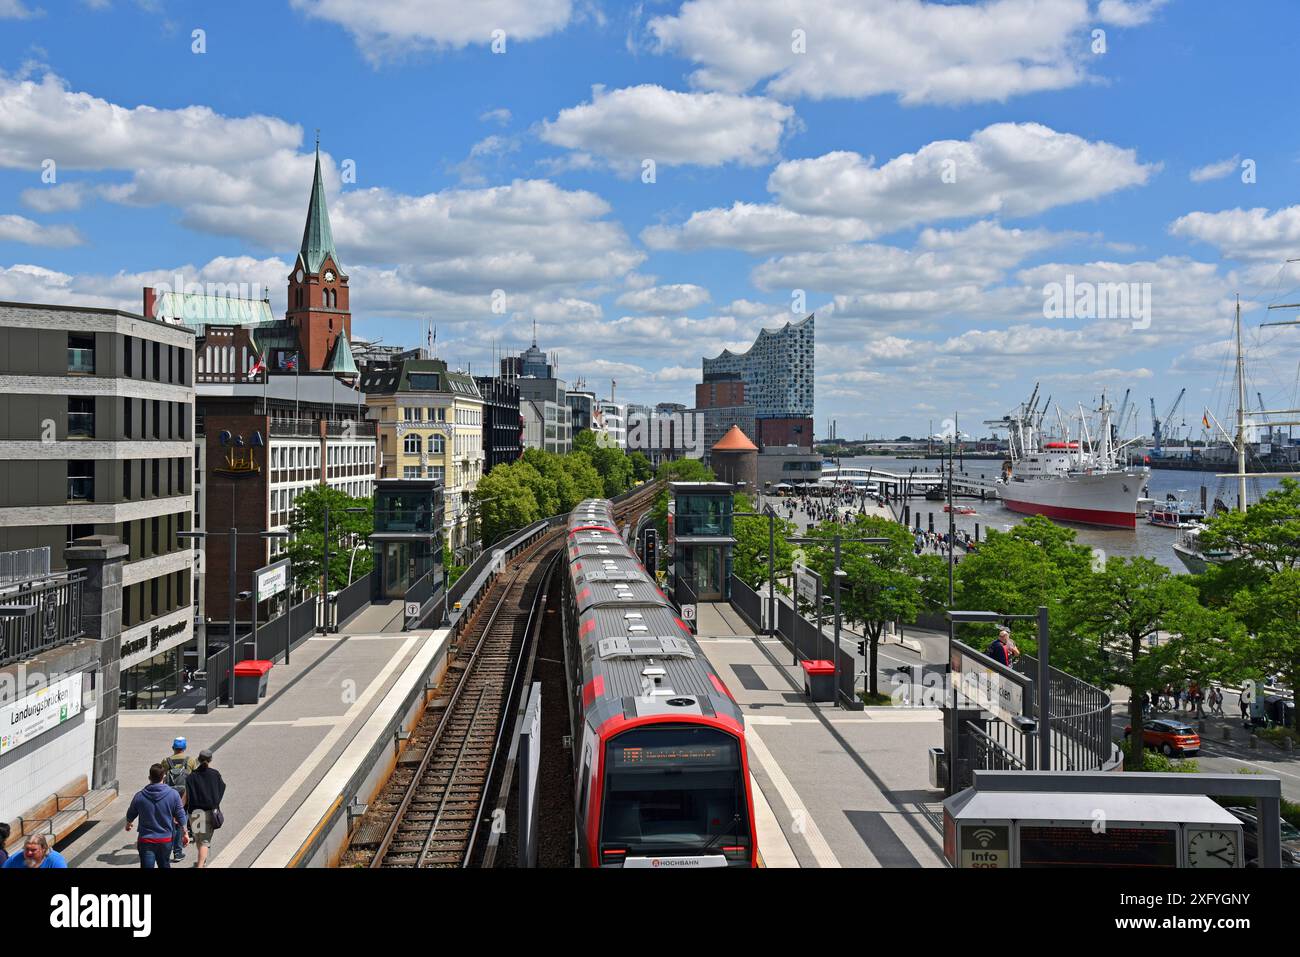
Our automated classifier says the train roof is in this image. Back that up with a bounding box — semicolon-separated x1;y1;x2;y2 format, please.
574;603;744;732
571;554;652;584
573;579;670;613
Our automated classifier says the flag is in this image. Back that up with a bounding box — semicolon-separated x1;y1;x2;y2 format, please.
285;352;299;371
1202;412;1210;429
250;356;265;377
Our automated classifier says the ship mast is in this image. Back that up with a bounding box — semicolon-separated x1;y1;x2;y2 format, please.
1235;296;1247;512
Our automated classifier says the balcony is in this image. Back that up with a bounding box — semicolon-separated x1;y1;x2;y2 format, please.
67;347;95;375
269;418;377;439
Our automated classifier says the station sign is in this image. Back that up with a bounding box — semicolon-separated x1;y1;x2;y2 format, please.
255;559;290;602
959;823;1010;868
0;673;83;755
681;604;696;622
950;645;1025;726
793;561;820;605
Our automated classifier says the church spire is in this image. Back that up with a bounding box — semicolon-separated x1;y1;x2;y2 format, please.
299;139;340;274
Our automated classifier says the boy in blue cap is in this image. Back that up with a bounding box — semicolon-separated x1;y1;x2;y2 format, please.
160;737;198;861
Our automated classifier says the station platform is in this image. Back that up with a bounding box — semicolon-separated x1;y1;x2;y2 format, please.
694;602;948;868
65;623;449;869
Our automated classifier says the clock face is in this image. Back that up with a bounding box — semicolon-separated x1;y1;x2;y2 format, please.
1186;829;1238;868
325;270;335;282
295;268;304;282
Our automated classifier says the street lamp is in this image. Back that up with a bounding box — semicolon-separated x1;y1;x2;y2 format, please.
178;528;288;708
945;606;1050;794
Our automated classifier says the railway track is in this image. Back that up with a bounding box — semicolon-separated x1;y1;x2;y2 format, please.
342;483;661;868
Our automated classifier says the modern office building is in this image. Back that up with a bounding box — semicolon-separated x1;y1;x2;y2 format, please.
518;375;572;455
595;399;626;449
474;375;523;472
702;314;814;449
0;300;197;708
363;359;485;555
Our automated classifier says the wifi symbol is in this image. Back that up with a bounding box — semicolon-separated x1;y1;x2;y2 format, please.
972;828;996;848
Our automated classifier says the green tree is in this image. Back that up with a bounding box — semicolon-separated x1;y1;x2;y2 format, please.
1231;568;1300;720
954;514;1093;651
628;450;653;483
286;485;374;594
1199;478;1300;576
656;457;714;483
1057;557;1242;769
805;514;945;697
732;494;796;592
472;461;542;545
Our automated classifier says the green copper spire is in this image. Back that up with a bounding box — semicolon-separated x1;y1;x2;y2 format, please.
325;330;359;376
299;140;340;275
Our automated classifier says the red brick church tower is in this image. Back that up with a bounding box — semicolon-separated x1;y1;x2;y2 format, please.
287;141;351;371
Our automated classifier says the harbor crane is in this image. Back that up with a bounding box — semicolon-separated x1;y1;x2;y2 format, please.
1150;388;1187;457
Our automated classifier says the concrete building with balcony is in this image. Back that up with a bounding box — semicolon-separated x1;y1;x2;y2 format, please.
362;359;484;556
0;300;197;710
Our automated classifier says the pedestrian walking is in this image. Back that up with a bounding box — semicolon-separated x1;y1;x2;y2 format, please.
161;736;198;862
184;748;226;868
125;763;188;869
2;834;67;869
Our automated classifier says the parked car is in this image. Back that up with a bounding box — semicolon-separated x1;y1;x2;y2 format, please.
1124;719;1201;756
1224;806;1300;867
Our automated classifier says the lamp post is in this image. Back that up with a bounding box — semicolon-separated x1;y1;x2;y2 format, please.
321;504;367;634
786;533;891;707
944;606;1051;794
178;528;288;708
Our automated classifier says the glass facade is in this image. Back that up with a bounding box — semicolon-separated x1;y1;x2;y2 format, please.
373;481;445;598
120;646;184;710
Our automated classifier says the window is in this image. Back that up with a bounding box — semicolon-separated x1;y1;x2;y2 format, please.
124;398;134;439
68;460;94;501
68;333;95;374
404;433;422;455
152;459;160;496
153;341;161;381
66;523;94;546
123;460;131;499
432;434;445;455
151;517;160;556
123;336;133;378
67;396;95;438
403;466;422;479
152;400;161;439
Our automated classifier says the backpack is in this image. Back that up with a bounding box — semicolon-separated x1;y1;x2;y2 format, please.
164;756;191;793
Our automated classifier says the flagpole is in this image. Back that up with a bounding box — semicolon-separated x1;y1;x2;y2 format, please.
295;353;300;422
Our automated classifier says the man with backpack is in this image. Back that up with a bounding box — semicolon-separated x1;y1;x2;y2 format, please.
125;764;188;869
160;737;198;863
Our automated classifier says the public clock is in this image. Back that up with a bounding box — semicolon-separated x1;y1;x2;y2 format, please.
295;268;304;282
324;269;335;282
1185;828;1238;868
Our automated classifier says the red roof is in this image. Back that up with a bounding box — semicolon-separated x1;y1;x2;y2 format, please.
712;425;758;452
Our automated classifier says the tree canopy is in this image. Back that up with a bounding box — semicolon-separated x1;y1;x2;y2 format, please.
286;485;374;594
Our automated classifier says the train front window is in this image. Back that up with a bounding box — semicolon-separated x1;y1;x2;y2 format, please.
600;725;748;860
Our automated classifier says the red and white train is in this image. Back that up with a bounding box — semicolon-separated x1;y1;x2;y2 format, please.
561;499;758;868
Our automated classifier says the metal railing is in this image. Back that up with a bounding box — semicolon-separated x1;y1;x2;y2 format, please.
1014;651;1116;771
0;548;51;586
0;572;85;668
965;720;1028;771
269;419;377;438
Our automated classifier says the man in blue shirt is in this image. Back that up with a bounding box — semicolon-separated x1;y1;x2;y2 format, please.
125;763;188;869
2;834;68;868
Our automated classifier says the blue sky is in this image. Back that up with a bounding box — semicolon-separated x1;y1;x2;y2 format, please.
1;0;1299;442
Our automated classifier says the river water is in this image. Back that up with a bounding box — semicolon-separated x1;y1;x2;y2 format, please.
834;456;1290;574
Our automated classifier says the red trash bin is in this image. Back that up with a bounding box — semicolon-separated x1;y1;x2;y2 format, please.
800;659;836;703
233;659;273;704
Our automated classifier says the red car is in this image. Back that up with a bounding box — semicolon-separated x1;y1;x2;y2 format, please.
1124;719;1201;756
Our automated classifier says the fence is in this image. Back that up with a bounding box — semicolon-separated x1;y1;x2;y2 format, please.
250;597;317;663
730;575;861;709
0;572;84;668
201;644;231;711
333;573;371;631
1014;650;1117;771
0;547;51;586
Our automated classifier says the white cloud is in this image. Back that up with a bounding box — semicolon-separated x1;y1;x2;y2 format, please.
1170;206;1300;261
19;182;89;212
1189;155;1240;183
479;108;512;126
0;0;39;18
768;123;1157;230
648;0;1096;105
641;202;874;254
0;214;83;247
1096;0;1170;27
540;84;795;169
289;0;574;59
616;283;711;313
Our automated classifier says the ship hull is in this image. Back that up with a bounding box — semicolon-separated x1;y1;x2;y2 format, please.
1000;470;1146;529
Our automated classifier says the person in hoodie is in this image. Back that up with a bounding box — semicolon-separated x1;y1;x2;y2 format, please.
125;763;188;869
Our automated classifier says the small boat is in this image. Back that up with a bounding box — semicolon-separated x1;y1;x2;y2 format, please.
1148;496;1206;529
944;505;977;514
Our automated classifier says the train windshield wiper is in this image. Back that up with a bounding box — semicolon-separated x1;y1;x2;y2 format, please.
700;813;741;852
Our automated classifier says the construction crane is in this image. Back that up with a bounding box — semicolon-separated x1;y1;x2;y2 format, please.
1150;388;1187;457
